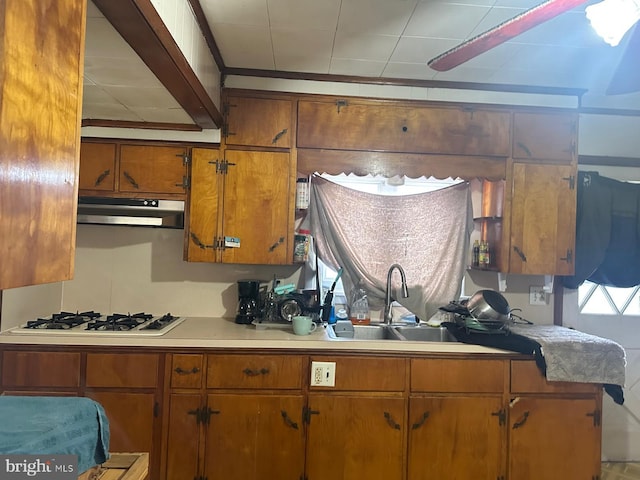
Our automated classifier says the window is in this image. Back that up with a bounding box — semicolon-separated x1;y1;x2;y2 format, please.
578;280;640;315
316;173;463;307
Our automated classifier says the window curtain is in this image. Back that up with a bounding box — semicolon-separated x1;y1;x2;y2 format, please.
563;171;640;289
307;175;473;321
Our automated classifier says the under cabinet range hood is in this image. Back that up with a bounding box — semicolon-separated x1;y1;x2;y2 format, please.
77;197;184;228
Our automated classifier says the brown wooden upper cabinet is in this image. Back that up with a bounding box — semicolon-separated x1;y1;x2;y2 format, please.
297;100;511;156
224;95;293;148
512;112;577;162
79;141;189;198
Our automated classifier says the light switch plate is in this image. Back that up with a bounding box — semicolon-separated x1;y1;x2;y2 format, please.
529;286;547;306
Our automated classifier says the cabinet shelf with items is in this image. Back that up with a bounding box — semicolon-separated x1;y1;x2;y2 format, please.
470;179;505;272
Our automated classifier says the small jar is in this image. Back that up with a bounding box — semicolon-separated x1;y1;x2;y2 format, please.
293;229;310;263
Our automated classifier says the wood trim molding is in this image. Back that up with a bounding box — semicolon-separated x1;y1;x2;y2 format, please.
92;0;222;129
82;119;203;131
297;148;507;181
579;154;640;167
224;68;588;98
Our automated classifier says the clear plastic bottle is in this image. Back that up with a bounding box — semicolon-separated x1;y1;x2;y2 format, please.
349;287;370;325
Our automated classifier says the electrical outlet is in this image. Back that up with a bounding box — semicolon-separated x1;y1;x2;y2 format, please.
529;286;547;306
311;361;336;387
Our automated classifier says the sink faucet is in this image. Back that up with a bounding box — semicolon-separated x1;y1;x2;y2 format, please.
384;264;409;324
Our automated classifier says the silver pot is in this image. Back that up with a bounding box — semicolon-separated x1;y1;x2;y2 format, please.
466;290;511;323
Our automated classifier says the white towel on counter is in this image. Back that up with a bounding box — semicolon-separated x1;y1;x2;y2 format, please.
510;324;626;387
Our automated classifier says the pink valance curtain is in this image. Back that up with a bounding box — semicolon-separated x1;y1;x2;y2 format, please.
307;175;473;321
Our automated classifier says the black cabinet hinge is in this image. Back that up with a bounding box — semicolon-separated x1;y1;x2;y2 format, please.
587;409;601;427
303;405;320;424
176;152;190;165
491;408;506;426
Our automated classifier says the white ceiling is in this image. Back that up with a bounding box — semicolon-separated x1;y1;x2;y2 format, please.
82;0;640;126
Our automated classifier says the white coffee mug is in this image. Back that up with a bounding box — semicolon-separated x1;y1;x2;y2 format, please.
292;316;317;335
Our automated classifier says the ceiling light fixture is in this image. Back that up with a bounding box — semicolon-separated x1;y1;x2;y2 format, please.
586;0;640;46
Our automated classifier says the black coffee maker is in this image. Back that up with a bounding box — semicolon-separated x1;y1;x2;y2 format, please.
235;280;262;324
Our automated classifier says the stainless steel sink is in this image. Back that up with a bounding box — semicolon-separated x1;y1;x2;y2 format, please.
326;322;457;343
392;325;458;342
326;323;402;341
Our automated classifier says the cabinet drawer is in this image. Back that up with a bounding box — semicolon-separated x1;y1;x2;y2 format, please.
170;354;204;389
2;351;81;388
310;356;406;391
510;360;599;394
411;358;507;393
86;353;160;388
206;355;302;389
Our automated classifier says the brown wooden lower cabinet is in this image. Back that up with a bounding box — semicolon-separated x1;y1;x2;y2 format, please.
306;394;405;480
408;395;506;480
0;348;604;480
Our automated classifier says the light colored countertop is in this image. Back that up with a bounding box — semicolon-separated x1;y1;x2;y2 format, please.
0;317;512;355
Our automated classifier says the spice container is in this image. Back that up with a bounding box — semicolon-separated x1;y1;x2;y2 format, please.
295;178;310;209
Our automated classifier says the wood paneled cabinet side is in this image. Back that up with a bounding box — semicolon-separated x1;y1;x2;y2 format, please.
0;0;86;290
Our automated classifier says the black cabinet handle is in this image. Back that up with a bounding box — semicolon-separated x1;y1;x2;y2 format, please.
190;233;215;250
242;367;270;376
513;246;527;262
281;410;299;430
175;366;200;375
94;169;110;186
383;412;401;430
123;171;139;189
411;411;430;430
271;128;288;144
512;411;530;429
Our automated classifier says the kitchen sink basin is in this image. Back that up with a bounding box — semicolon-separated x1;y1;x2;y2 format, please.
326;322;457;343
326;323;401;341
392;325;457;342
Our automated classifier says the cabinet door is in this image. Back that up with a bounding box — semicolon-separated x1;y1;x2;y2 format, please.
297;100;511;156
86;391;156;454
119;145;188;196
164;393;202;480
513;112;577;162
509;163;576;275
204;394;305;480
79;142;117;191
225;96;292;148
408;396;505;480
305;395;405;480
221;150;292;264
509;397;601;480
186;148;220;262
0;0;85;289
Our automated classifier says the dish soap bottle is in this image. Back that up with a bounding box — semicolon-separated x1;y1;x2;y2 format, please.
349;287;370;325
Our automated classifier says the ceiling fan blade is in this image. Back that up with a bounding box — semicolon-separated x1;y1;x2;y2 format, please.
428;0;590;71
606;24;640;95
